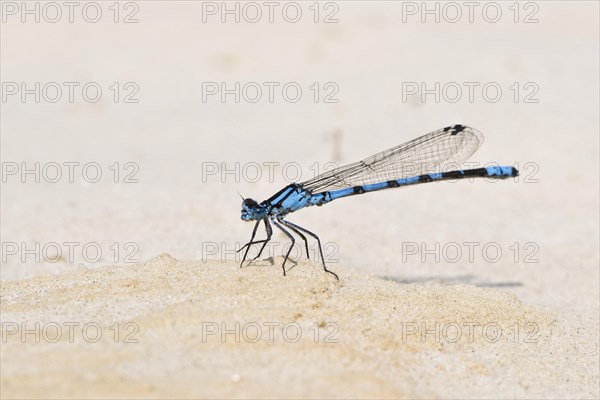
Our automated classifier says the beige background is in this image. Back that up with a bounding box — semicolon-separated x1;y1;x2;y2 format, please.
1;1;599;398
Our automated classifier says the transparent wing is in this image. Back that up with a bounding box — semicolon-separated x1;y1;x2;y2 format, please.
300;125;484;193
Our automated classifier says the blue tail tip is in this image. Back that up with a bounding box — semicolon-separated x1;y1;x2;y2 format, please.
486;166;519;177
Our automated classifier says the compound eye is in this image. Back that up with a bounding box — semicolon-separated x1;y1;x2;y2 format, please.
243;198;257;207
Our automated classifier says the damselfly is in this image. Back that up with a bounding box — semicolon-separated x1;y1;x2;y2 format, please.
238;125;518;280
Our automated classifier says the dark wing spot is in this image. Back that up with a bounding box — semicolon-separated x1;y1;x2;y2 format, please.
450;124;466;135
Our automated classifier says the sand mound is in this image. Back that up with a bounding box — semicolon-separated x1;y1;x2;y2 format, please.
1;255;596;399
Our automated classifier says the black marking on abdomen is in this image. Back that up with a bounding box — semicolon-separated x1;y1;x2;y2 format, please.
441;168;489;179
441;170;465;179
387;180;400;188
418;174;433;183
317;191;332;206
353;186;365;194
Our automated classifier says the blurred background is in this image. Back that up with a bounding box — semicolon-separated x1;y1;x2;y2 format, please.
1;1;598;315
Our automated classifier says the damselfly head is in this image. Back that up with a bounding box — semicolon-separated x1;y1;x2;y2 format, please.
241;198;267;221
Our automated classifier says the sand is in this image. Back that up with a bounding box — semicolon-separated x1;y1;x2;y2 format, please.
2;254;597;399
1;1;599;399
